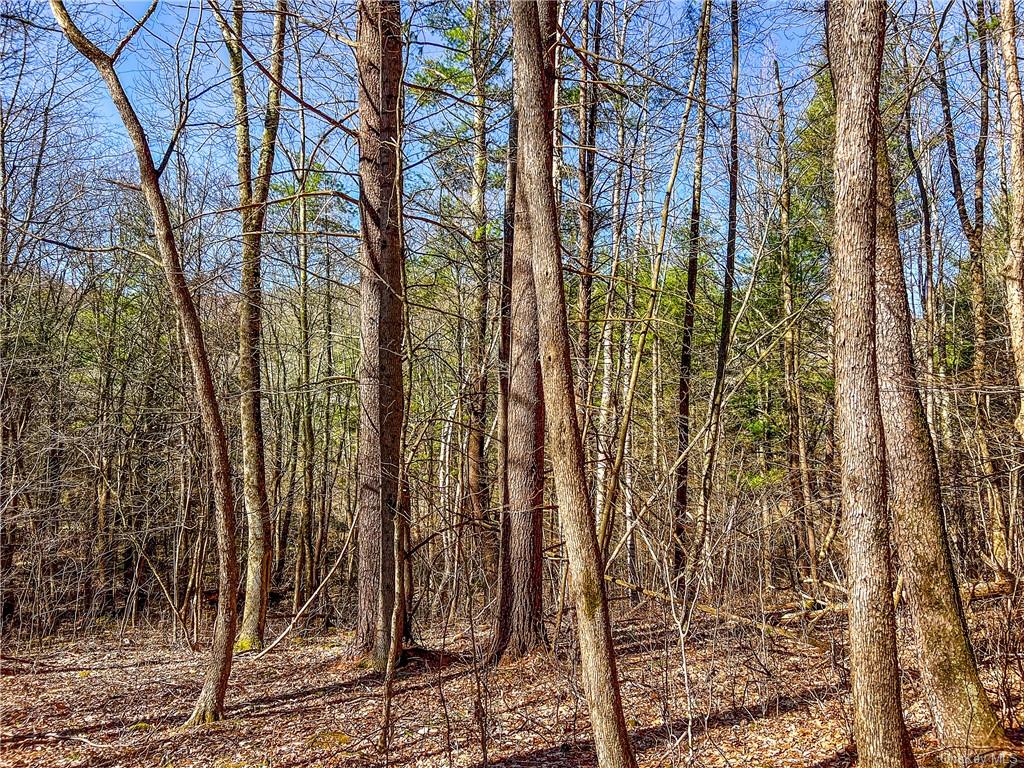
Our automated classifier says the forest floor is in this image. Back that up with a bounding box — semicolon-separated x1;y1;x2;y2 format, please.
2;595;1021;768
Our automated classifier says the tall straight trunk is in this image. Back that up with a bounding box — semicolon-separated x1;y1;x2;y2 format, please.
214;0;287;653
491;96;547;662
875;135;1009;757
293;150;314;612
355;0;405;671
672;0;710;575
511;2;636;765
690;0;738;584
50;1;240;724
774;60;815;583
575;0;603;411
1001;0;1024;441
901;60;938;435
592;59;629;534
600;7;706;550
465;0;492;576
933;0;1008;569
292;35;315;613
827;2;916;766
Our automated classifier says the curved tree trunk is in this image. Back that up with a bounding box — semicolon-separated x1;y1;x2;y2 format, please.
50;1;240;724
875;137;1009;756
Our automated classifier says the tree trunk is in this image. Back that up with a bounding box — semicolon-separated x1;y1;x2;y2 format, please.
511;2;636;765
933;0;1008;570
355;0;405;672
50;2;240;724
774;59;816;585
827;2;916;765
491;95;547;663
875;133;1009;756
1001;0;1024;441
690;0;739;585
575;0;602;414
214;0;286;654
465;0;493;580
672;0;710;575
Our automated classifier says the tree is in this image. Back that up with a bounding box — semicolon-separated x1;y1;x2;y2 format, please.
672;0;711;576
49;0;240;724
875;125;1009;757
691;0;739;584
932;0;1009;569
464;0;495;578
774;59;816;584
355;0;406;672
510;1;636;765
575;0;603;410
211;0;287;654
826;1;917;765
490;91;546;663
1000;0;1024;440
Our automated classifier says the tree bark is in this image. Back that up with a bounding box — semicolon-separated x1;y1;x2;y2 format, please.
875;132;1009;756
465;0;493;579
49;0;240;724
213;0;286;653
490;95;547;663
673;0;710;576
1001;0;1024;441
355;0;405;672
827;2;917;765
511;2;636;765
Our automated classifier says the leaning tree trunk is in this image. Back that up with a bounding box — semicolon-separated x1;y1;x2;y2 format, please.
827;2;917;766
213;0;287;654
355;0;405;672
875;136;1009;757
49;0;240;725
511;2;636;765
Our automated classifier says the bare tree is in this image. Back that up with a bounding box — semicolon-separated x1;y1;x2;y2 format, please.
1000;0;1024;440
510;1;636;764
932;0;1008;568
355;0;406;671
49;0;240;724
672;0;710;576
827;0;916;764
211;0;287;653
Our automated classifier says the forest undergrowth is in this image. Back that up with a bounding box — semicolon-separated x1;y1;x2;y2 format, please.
3;593;1021;768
